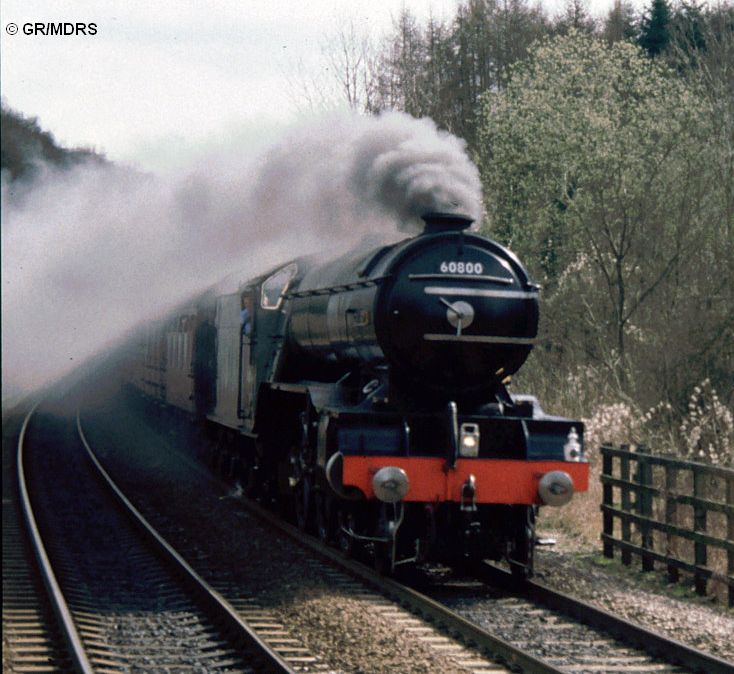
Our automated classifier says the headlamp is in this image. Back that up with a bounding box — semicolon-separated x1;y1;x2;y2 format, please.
459;423;480;457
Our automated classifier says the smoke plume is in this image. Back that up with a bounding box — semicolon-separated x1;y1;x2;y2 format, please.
250;112;482;233
2;111;482;403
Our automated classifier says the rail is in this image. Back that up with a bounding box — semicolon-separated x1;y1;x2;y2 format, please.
244;492;733;674
240;497;563;673
600;444;734;607
478;562;733;674
76;412;296;674
17;403;94;674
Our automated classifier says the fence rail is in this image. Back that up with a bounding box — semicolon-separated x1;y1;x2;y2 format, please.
600;444;734;607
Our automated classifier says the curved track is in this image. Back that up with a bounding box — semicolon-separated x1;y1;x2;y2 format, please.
3;403;76;673
78;398;511;674
12;398;295;673
21;387;729;673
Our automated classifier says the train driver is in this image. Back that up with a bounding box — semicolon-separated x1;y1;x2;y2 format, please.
240;295;253;337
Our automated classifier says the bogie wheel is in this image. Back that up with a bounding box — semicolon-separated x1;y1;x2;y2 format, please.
314;490;335;543
294;476;312;531
508;505;535;579
243;460;261;499
337;509;356;557
373;540;394;575
213;448;227;476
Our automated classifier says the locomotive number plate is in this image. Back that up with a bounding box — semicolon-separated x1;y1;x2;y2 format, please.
439;261;484;274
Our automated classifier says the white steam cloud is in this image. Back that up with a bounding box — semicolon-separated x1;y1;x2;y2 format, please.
2;111;482;403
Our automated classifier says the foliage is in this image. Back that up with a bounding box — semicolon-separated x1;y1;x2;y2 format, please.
554;0;598;36
584;402;641;457
638;0;673;56
670;0;707;57
677;380;733;465
603;0;639;44
1;103;103;183
366;1;550;147
477;32;733;459
628;380;732;465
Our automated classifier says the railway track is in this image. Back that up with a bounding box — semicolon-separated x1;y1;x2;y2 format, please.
78;400;510;673
3;403;74;673
237;494;732;674
75;392;733;674
123;385;723;674
9;398;295;673
472;564;733;674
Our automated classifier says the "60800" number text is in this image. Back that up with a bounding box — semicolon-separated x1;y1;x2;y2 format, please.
439;261;484;274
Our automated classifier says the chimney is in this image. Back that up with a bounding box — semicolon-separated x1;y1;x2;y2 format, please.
421;212;474;235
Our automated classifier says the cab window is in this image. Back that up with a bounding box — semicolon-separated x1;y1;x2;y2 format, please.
261;263;297;310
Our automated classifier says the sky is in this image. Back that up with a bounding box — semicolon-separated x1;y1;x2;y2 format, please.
0;0;643;173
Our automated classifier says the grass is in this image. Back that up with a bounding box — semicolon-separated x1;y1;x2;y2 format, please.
536;455;605;550
536;452;733;607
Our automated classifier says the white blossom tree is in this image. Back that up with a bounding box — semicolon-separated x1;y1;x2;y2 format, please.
476;32;732;410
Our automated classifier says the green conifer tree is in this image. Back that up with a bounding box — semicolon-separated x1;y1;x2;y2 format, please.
638;0;672;56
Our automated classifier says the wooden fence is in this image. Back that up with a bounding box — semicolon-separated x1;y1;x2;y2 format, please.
600;444;734;607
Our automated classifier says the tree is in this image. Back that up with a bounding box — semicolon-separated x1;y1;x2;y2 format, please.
554;0;598;36
638;0;672;56
286;20;377;114
603;0;638;44
476;33;731;408
369;10;426;116
671;1;707;57
329;21;378;112
1;104;103;183
369;0;549;148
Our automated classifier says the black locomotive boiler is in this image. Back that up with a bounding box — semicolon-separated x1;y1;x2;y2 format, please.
130;213;588;576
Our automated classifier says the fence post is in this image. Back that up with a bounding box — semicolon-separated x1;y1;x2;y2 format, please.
665;465;679;583
602;446;614;558
636;448;654;571
727;476;733;608
620;444;632;566
693;468;708;596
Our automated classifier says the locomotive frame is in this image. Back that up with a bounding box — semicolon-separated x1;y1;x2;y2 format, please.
128;213;589;576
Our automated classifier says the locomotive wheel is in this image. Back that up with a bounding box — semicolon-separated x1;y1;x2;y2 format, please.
224;452;237;482
508;505;535;579
372;540;394;575
243;459;259;499
314;490;335;543
213;447;227;477
230;454;244;485
337;509;356;557
245;441;270;501
294;475;312;531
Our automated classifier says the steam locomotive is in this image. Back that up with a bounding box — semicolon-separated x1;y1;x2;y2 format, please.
130;213;588;576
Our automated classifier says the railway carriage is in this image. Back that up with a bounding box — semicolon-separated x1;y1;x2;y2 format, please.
130;213;589;576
